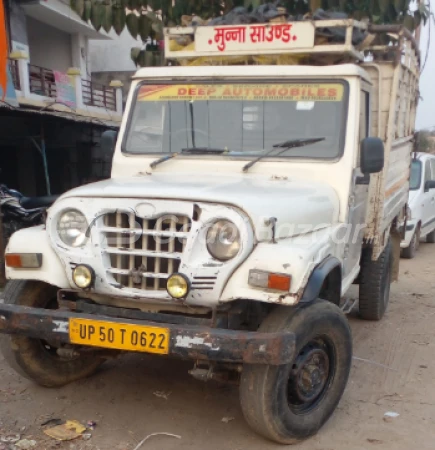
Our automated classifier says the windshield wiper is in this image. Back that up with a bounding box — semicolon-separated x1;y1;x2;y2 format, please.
149;153;178;169
242;138;325;172
149;147;229;169
181;147;229;155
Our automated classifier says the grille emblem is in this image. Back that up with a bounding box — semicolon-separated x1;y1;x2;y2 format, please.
130;265;147;284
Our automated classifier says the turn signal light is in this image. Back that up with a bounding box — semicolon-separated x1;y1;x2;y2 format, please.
248;269;291;292
5;253;43;269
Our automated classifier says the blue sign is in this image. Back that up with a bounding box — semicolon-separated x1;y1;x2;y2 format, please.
0;65;19;107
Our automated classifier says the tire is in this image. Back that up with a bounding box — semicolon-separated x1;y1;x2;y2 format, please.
359;240;392;321
426;229;435;243
401;226;420;259
239;300;352;444
0;280;102;387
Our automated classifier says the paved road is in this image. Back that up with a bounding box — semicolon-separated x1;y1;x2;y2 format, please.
1;243;435;449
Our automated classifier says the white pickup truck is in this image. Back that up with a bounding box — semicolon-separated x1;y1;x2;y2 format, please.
0;20;418;444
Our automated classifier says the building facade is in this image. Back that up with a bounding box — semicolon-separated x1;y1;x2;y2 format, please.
2;0;123;196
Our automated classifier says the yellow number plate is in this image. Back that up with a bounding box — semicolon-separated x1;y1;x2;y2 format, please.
69;318;169;354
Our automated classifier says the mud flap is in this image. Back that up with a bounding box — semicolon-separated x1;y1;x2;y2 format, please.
390;229;401;282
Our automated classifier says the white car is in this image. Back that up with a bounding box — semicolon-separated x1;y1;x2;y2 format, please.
401;152;435;258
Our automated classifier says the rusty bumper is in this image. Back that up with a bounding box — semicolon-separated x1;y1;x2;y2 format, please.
0;304;295;365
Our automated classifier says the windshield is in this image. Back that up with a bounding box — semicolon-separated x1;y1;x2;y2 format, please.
124;82;348;159
410;160;422;190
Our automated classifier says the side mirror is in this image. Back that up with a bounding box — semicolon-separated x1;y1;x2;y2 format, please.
101;130;118;154
424;180;435;192
360;137;384;174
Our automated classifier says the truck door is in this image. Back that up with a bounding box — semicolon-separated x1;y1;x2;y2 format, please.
421;159;435;235
344;90;370;278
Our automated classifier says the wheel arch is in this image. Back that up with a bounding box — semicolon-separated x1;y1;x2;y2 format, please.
299;256;342;306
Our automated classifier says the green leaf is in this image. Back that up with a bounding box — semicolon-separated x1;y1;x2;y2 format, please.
139;14;152;41
413;9;422;27
379;0;390;14
113;7;126;34
403;13;415;31
126;13;139;38
70;0;77;13
75;0;85;17
128;0;141;10
151;20;163;40
91;0;103;30
149;0;161;10
82;0;92;21
102;1;112;33
130;47;141;66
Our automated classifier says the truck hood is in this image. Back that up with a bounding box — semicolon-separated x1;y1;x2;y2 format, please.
61;173;340;240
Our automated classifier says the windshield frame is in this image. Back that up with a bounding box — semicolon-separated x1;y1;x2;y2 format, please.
121;79;350;162
410;159;422;191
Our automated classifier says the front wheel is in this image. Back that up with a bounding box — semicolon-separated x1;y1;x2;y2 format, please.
0;280;103;387
239;300;352;444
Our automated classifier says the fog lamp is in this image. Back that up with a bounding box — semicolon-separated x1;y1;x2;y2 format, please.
167;273;189;299
72;265;94;289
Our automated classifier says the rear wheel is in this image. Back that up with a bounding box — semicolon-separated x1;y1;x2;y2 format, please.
239;300;352;444
0;280;103;387
359;240;392;320
426;229;435;243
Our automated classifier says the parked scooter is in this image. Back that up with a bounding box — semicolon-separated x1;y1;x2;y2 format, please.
0;184;58;285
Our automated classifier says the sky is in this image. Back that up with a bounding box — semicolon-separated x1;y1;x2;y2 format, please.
416;0;435;130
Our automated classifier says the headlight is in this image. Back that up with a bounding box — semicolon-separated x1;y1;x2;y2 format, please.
406;205;412;221
57;209;88;247
206;220;241;261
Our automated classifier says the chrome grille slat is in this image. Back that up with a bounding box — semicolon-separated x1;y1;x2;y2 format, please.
107;268;169;279
102;211;191;291
115;211;122;284
141;219;148;290
105;248;182;259
154;218;161;290
100;227;189;238
128;212;135;288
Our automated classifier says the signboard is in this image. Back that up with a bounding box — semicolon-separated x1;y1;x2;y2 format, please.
138;83;344;102
53;70;76;108
0;65;19;107
194;22;315;54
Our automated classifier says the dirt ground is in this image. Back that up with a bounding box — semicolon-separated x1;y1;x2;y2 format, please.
1;244;435;450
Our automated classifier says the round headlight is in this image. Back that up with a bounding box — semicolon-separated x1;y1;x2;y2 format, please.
167;273;190;299
72;265;94;289
206;220;241;261
57;209;88;247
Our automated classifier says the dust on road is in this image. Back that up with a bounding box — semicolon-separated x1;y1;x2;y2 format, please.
1;243;435;450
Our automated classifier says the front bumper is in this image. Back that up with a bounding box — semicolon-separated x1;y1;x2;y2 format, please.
0;304;295;365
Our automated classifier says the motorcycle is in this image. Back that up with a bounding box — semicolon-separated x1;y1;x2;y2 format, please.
0;184;58;285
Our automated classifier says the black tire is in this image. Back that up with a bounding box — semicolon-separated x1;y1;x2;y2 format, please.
401;226;420;259
0;280;102;387
239;300;352;444
359;240;392;321
426;229;435;243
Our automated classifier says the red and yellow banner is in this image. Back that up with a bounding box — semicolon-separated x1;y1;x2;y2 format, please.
138;83;344;102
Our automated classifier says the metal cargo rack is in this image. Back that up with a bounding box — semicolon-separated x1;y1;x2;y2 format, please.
164;20;420;67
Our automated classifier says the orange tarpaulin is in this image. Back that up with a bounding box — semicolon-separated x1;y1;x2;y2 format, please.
0;0;7;100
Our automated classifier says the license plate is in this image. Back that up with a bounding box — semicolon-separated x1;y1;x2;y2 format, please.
69;318;169;354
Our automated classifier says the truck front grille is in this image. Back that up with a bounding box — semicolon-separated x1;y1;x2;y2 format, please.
101;211;191;290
